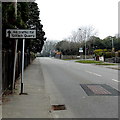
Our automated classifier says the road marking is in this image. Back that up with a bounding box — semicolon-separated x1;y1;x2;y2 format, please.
86;71;92;74
86;71;102;77
93;73;102;77
112;79;120;82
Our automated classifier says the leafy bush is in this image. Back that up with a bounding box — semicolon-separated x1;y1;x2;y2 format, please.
94;49;107;56
104;52;115;58
115;51;120;57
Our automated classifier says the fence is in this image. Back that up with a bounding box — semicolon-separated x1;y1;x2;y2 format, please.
2;50;35;94
104;57;120;63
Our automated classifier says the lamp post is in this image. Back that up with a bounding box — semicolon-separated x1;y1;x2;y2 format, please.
110;36;114;52
85;36;87;60
78;28;87;60
109;36;115;62
78;28;83;59
111;37;114;52
12;0;18;93
84;30;87;60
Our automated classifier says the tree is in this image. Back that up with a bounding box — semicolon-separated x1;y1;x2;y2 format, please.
25;2;46;53
114;37;120;51
2;2;46;91
69;26;97;43
102;36;113;50
2;2;46;53
55;40;80;55
41;41;57;57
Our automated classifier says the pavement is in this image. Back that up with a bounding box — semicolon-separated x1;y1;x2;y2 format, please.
92;63;120;71
0;104;1;119
2;58;52;118
64;59;120;70
103;64;120;70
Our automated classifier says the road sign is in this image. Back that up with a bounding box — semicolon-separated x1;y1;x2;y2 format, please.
79;48;83;50
6;29;36;38
6;29;36;94
79;50;83;52
79;48;83;52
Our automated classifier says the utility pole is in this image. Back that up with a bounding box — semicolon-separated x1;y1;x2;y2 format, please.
84;30;87;60
111;37;114;52
12;0;18;93
78;28;86;60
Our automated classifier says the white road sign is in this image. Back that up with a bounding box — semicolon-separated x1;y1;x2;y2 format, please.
79;50;83;52
79;48;83;52
6;29;36;38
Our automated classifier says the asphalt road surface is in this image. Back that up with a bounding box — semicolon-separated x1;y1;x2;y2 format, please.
39;57;119;118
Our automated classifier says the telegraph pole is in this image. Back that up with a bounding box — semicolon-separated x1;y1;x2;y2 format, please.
12;0;18;93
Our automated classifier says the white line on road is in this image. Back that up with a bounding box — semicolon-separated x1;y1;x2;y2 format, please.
86;71;102;77
93;73;102;77
86;71;93;74
112;79;120;82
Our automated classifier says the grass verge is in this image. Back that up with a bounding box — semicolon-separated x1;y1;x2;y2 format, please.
96;63;117;65
75;60;103;64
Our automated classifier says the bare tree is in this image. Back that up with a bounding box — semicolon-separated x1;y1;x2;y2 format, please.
115;33;120;38
69;31;78;42
41;40;57;56
69;26;97;43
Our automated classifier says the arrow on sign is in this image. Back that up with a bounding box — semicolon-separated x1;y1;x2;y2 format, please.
7;30;11;38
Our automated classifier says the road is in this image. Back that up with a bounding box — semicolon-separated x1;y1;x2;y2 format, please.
39;57;119;118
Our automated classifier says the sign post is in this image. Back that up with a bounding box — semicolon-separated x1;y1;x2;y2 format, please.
79;48;83;59
79;48;83;53
21;39;25;94
6;29;36;94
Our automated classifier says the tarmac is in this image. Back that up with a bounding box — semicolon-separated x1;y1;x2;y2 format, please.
1;58;120;119
2;58;52;118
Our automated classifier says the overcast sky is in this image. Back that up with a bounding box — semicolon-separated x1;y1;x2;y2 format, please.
36;0;119;41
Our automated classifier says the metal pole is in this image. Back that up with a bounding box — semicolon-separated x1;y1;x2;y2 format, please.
20;39;25;94
85;39;86;60
85;31;87;60
12;39;18;92
12;1;18;92
112;37;114;51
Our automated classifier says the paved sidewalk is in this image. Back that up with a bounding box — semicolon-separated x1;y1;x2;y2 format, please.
2;58;52;118
97;64;120;70
70;59;120;70
104;64;120;70
0;105;1;119
0;94;2;119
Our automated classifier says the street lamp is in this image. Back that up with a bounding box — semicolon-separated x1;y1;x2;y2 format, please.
111;37;114;52
78;28;87;60
84;30;87;60
109;36;115;61
109;36;114;52
85;33;87;60
78;29;83;59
